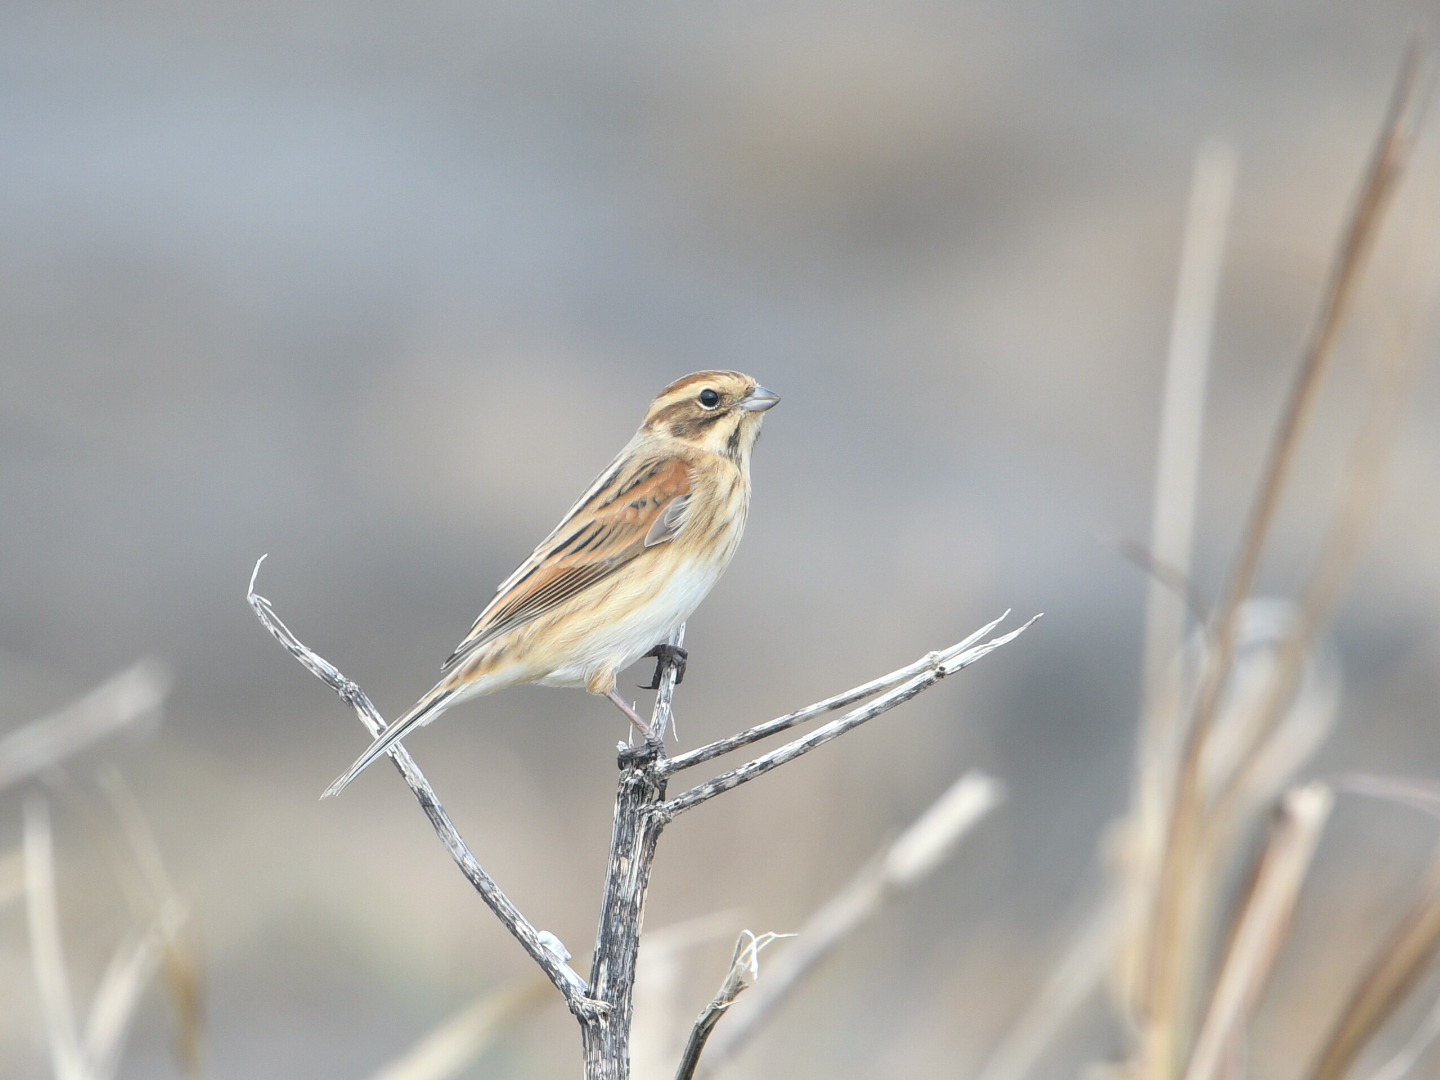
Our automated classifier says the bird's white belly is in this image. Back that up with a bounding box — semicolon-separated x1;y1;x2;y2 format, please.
535;556;724;689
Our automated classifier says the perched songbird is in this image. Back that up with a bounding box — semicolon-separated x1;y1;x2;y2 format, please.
323;371;780;796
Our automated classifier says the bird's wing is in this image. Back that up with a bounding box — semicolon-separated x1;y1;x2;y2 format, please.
441;455;693;674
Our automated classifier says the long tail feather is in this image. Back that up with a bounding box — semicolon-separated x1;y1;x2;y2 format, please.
321;687;458;799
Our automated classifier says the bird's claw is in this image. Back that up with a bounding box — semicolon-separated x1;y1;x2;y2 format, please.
640;644;688;689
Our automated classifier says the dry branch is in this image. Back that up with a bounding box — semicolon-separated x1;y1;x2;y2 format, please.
661;617;1036;816
659;611;1016;776
673;932;789;1080
247;558;600;1017
251;555;1033;1079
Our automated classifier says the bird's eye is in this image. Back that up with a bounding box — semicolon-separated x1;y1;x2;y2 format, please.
698;389;720;409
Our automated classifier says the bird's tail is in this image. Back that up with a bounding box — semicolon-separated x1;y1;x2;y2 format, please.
321;684;459;799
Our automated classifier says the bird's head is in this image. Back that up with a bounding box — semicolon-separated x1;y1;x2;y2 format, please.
641;371;780;461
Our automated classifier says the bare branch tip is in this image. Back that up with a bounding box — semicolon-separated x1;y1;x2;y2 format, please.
247;554;269;599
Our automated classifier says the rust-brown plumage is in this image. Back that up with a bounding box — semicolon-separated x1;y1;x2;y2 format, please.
323;371;778;796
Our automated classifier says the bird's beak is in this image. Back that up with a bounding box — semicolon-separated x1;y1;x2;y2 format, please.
740;385;781;412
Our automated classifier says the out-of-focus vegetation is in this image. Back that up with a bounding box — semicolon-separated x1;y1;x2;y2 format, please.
5;4;1440;1079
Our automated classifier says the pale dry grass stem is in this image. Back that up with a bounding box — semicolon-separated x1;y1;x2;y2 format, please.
1182;782;1333;1080
1304;854;1440;1080
23;796;174;1080
984;38;1438;1080
1144;47;1426;1074
367;980;550;1080
697;771;1004;1076
0;661;169;794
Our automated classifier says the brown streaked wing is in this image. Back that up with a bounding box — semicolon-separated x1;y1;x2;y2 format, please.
441;457;693;674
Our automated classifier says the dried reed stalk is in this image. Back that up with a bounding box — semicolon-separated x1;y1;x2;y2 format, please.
1142;46;1425;1077
1305;855;1440;1080
1183;783;1333;1080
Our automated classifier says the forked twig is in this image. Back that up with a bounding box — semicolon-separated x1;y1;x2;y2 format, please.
658;611;1017;776
661;617;1037;816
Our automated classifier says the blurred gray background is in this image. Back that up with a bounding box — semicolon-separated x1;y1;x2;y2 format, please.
4;2;1440;1077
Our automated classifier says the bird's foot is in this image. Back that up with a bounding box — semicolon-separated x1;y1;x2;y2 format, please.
639;644;689;690
606;688;662;746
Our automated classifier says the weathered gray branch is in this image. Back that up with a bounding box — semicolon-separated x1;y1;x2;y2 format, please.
251;555;1034;1080
583;626;684;1078
660;616;1038;817
658;611;1015;777
246;558;601;1019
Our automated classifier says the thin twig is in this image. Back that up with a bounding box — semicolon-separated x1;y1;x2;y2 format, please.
1187;40;1420;761
246;558;601;1018
1212;251;1428;822
632;911;745;1079
658;612;1013;776
660;618;1036;817
699;772;1004;1074
673;932;789;1080
1116;540;1212;626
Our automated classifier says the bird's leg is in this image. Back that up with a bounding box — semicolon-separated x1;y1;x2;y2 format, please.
607;688;659;743
639;643;689;690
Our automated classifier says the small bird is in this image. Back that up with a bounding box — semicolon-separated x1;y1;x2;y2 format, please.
323;371;779;797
